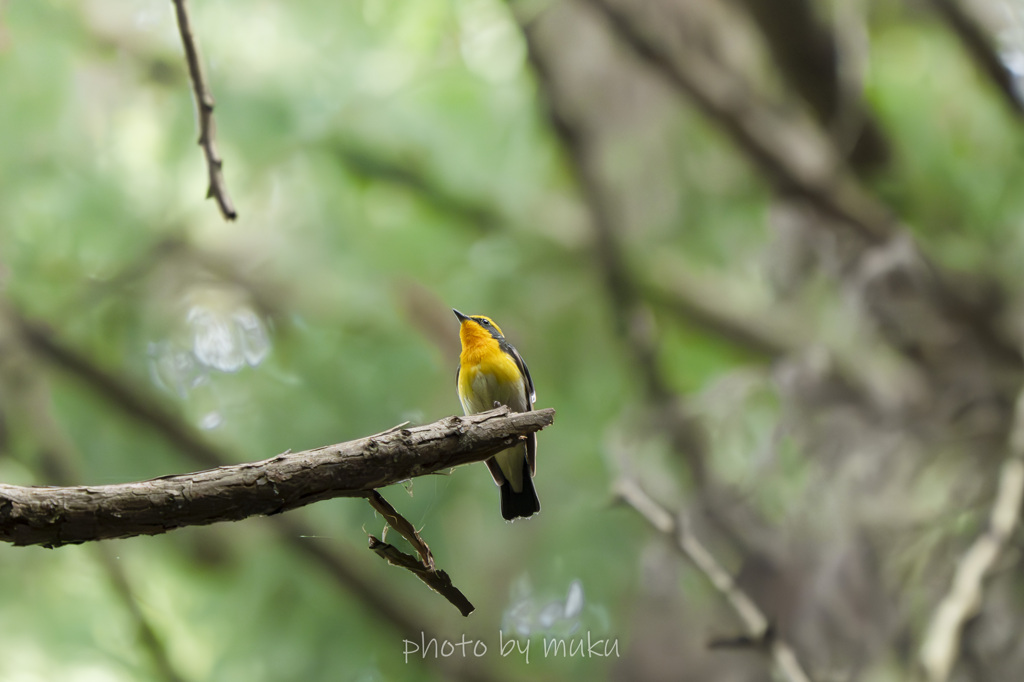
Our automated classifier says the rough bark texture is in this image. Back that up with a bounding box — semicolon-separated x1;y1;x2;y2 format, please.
0;407;554;547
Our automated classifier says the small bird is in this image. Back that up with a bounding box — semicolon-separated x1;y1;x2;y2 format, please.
453;309;540;520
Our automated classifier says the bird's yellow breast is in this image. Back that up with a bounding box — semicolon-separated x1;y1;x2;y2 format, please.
460;347;521;387
458;333;525;412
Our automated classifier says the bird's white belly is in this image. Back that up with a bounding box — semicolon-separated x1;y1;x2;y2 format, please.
461;368;528;414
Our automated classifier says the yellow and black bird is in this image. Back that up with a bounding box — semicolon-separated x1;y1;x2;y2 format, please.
453;309;540;520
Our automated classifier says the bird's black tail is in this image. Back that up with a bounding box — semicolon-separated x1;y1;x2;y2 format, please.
499;458;541;521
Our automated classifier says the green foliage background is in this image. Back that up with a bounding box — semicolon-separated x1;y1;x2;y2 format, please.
2;0;1024;680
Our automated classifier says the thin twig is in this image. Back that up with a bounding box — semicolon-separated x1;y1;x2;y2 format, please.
615;478;814;682
171;0;237;220
919;389;1024;682
368;490;478;615
368;490;434;569
367;491;474;616
368;537;472;616
366;489;476;615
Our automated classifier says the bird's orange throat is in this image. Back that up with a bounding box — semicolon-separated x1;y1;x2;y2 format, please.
458;321;500;366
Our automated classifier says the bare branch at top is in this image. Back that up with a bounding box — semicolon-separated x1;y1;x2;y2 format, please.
171;0;238;221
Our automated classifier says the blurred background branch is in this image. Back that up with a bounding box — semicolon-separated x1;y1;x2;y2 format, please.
615;478;814;682
927;0;1024;118
919;383;1024;682
520;9;709;487
0;331;187;682
726;0;891;173
585;0;895;243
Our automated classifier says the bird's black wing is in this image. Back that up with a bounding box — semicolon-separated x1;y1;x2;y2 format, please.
500;338;537;475
501;339;535;405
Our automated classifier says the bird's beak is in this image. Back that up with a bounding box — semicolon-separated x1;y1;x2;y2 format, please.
453;309;470;323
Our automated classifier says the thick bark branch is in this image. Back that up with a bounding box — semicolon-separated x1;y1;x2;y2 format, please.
0;407;554;548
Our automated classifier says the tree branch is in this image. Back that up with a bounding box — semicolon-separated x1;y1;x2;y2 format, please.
614;478;814;682
727;0;891;172
520;14;709;485
368;489;435;568
585;0;895;244
638;273;797;362
927;0;1024;119
12;312;227;468
368;534;476;617
171;0;237;221
368;488;471;615
0;407;554;547
580;0;1022;423
366;490;476;616
919;387;1024;682
324;137;502;232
